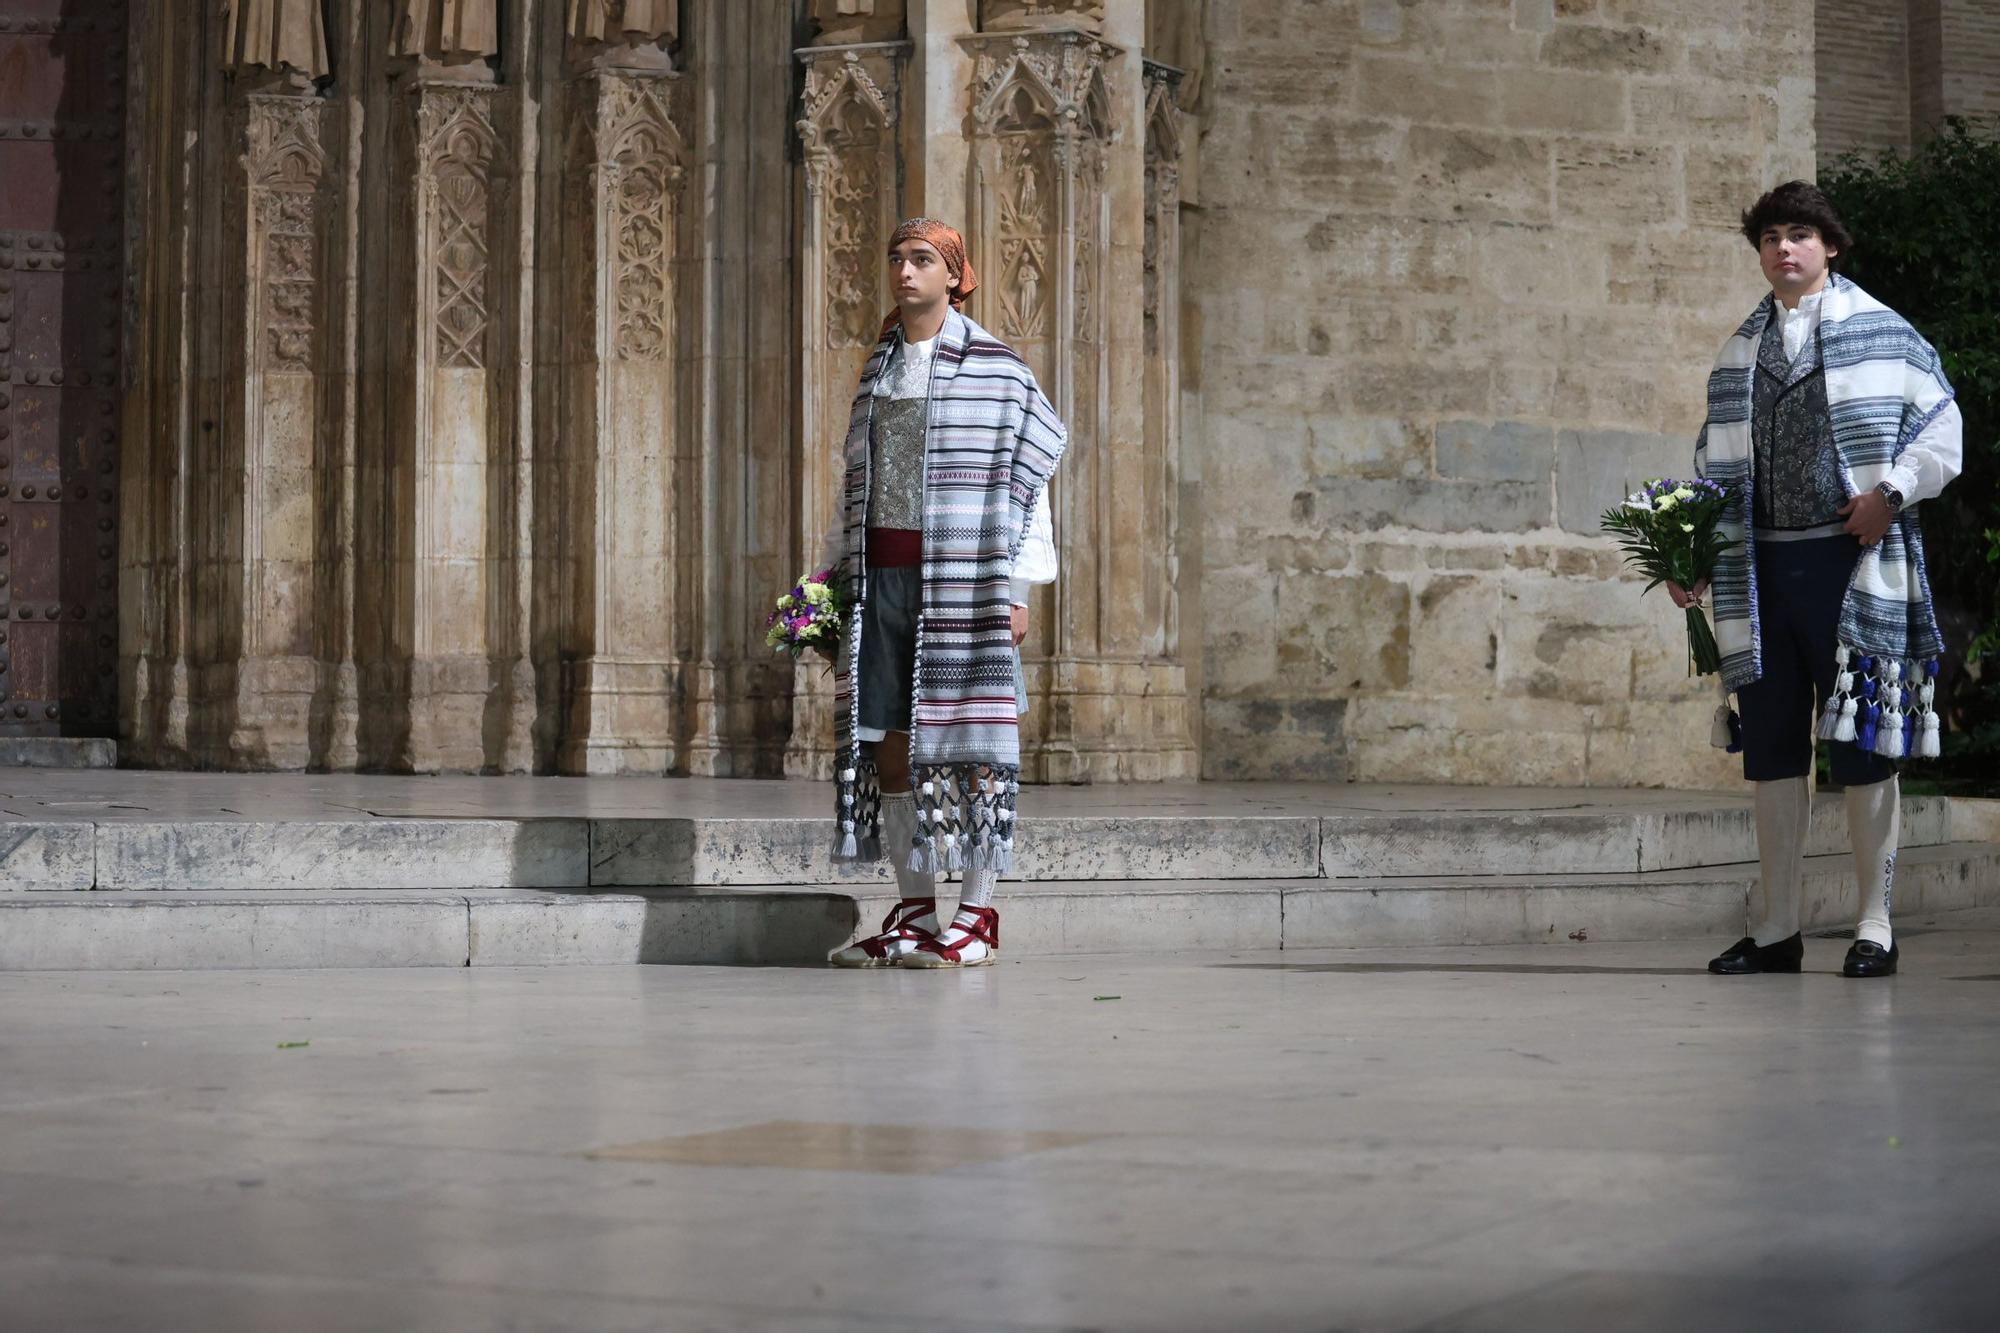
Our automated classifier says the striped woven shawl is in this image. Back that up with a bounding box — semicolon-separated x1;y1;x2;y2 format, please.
1696;274;1956;760
831;307;1067;873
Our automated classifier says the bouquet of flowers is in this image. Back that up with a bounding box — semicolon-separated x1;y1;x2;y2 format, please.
765;569;850;664
1601;477;1739;677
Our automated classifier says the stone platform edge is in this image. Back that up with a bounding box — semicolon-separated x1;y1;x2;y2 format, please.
0;796;1970;892
2;841;1995;970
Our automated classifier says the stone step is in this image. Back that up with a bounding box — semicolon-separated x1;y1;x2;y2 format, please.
0;794;1959;891
0;738;116;769
5;842;1994;971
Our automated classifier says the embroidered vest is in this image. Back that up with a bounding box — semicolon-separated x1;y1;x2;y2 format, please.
1751;315;1845;533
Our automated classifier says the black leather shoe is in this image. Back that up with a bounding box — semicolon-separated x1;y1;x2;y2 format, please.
1708;933;1804;974
1842;939;1899;977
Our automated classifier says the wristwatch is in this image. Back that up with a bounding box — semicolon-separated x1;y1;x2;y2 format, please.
1876;481;1905;513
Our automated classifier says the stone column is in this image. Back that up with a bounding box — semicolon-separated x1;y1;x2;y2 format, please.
123;0;205;765
787;32;908;779
550;28;694;774
677;0;800;778
1143;59;1184;663
187;5;335;768
958;7;1195;781
359;9;523;772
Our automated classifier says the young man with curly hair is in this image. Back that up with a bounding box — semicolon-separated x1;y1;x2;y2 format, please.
1675;181;1962;978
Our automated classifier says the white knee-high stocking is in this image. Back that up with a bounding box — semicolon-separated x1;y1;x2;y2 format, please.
957;865;999;910
1750;777;1810;947
880;791;936;904
1846;776;1900;949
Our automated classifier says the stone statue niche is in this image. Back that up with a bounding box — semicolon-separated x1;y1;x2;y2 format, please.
394;0;502;73
220;0;332;87
809;0;908;46
568;0;680;71
979;0;1105;35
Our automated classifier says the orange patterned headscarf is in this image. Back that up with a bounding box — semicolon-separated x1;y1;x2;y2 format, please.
880;218;977;337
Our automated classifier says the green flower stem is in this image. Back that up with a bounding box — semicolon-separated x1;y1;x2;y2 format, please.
1686;604;1723;677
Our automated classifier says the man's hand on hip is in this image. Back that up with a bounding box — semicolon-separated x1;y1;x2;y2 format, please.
1838;490;1895;546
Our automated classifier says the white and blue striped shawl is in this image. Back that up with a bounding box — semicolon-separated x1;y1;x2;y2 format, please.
1695;274;1957;760
831;307;1067;873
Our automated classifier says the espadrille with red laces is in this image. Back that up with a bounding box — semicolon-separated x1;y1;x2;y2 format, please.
829;897;940;968
902;906;999;968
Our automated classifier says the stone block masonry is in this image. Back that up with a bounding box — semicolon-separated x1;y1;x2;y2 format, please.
1817;0;2000;162
1188;0;1815;785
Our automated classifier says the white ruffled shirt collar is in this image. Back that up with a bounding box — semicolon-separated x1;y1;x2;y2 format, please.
1775;287;1825;362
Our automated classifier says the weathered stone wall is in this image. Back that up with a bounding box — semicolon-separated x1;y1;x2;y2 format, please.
1939;0;2000;124
1818;0;1910;159
1816;0;2000;162
1187;0;1817;786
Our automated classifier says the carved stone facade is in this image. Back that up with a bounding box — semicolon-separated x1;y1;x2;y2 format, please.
95;1;1987;785
1143;60;1184;664
195;89;336;768
790;41;906;777
367;77;523;772
961;26;1195;781
551;69;694;774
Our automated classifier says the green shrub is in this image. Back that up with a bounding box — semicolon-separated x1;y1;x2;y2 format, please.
1823;119;2000;793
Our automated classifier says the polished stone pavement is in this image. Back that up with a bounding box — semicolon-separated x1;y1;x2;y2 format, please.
5;922;2000;1332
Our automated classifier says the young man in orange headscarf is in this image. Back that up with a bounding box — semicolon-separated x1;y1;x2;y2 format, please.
821;219;1065;968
